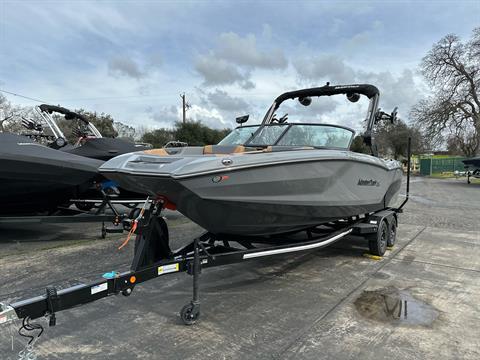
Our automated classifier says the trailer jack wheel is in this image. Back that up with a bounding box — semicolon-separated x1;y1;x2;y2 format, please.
180;302;200;325
367;219;388;256
122;288;133;297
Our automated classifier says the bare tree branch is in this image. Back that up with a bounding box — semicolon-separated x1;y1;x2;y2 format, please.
411;28;480;156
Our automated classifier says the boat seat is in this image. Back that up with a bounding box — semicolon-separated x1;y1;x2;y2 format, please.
143;148;169;156
203;145;257;155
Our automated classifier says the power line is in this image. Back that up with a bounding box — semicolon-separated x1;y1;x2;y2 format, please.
0;89;46;103
53;94;173;102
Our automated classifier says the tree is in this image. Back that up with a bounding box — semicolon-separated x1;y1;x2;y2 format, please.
114;121;136;142
172;121;230;146
374;119;425;159
140;121;231;148
76;109;118;138
52;109;118;143
0;94;18;132
141;128;175;148
411;28;480;157
350;135;370;154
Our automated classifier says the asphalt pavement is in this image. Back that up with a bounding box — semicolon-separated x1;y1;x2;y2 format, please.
0;176;479;359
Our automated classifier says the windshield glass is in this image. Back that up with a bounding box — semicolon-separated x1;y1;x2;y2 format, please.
218;126;260;145
247;124;288;145
277;125;353;148
246;124;353;148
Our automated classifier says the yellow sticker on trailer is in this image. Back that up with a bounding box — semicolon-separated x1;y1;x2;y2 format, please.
158;263;179;275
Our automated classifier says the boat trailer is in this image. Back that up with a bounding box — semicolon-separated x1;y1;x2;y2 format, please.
0;141;412;351
0;191;148;239
0;204;403;328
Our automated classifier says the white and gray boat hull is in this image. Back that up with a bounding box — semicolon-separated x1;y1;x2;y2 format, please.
101;149;402;236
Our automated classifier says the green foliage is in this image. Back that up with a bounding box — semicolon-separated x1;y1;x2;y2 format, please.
76;109;118;138
141;128;175;148
350;135;371;154
54;109;120;143
114;121;136;142
374;119;425;159
141;121;231;147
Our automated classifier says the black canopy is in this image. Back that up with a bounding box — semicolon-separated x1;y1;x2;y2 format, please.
39;104;88;124
274;84;379;108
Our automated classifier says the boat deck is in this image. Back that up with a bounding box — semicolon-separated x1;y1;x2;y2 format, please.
0;177;479;359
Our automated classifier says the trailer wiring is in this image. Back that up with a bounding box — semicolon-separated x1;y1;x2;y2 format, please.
18;317;43;346
118;197;150;250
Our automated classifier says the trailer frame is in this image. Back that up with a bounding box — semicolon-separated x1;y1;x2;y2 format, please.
0;205;400;328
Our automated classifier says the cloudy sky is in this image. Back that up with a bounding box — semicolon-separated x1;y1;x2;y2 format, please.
0;0;478;132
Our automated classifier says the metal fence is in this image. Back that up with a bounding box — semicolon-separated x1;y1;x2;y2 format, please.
419;157;466;175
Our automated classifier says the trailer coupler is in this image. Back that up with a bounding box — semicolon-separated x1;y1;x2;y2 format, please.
0;303;17;325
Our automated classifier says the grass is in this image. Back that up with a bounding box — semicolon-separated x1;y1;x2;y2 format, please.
430;172;457;178
429;172;480;183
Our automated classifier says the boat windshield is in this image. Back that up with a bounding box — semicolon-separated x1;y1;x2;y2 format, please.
247;124;354;148
218;126;260;145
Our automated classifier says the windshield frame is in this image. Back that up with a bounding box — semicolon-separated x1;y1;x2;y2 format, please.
244;123;355;149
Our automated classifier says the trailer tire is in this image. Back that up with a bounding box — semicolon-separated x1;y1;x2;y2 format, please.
387;217;397;247
367;219;388;256
75;202;95;211
180;303;200;325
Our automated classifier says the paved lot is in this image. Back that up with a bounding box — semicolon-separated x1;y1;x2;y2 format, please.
0;176;479;359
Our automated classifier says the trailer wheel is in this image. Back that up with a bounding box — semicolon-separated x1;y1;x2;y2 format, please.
387;217;397;247
75;202;95;211
180;303;200;325
367;219;388;256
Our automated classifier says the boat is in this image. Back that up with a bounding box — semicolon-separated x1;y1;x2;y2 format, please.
462;157;480;170
0;133;102;215
32;104;150;160
462;157;480;183
100;84;403;236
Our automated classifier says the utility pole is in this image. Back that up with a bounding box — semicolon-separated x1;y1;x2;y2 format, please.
180;93;191;124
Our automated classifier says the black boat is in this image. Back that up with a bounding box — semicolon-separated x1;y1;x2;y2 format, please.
35;104;150;161
462;157;480;184
462;157;480;169
0;133;102;215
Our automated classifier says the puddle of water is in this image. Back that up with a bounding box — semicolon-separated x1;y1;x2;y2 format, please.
354;286;439;327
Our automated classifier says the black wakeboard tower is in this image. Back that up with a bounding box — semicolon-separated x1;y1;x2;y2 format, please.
36;104;103;145
261;83;397;156
38;104;89;124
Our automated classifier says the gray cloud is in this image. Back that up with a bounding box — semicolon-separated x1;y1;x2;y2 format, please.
275;96;339;123
195;31;288;88
293;55;420;119
108;56;144;79
148;53;163;68
207;89;249;112
147;105;180;126
293;55;356;84
216;32;287;69
356;69;420;117
195;54;248;86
